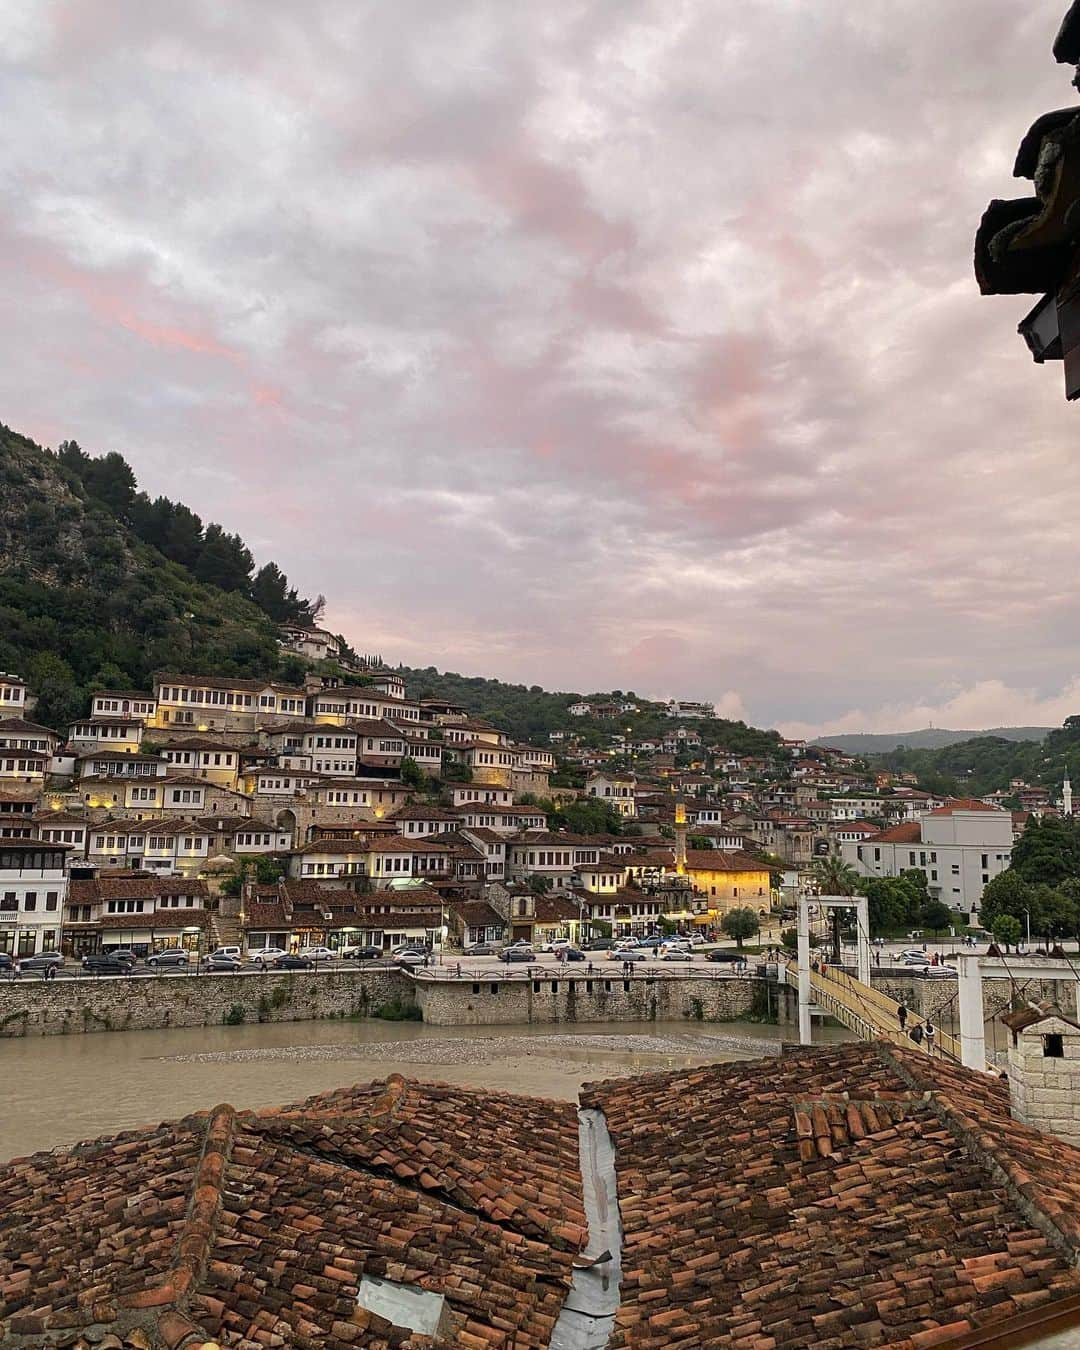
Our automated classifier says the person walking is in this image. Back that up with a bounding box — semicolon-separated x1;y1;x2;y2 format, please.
897;1002;908;1032
924;1020;935;1053
910;1022;924;1046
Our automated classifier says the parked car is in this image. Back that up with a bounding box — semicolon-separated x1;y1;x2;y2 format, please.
297;946;336;962
249;947;288;968
541;938;572;953
464;942;499;956
661;939;693;953
339;945;385;961
583;938;616;951
395;950;430;967
499;948;535;963
563;947;586;962
636;935;665;948
0;953;13;972
507;939;534;950
107;949;139;965
392;943;431;956
688;933;708;946
17;951;65;971
81;954;135;976
660;948;695;961
274;954;313;970
209;947;242;962
708;950;744;963
899;947;928;961
607;948;648;962
146;948;189;969
205;956;243;972
902;955;931;967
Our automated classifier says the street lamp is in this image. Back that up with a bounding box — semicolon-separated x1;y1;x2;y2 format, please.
1023;909;1032;950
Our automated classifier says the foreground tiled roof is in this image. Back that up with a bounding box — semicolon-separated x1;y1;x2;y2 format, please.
0;1078;585;1349
9;1047;1080;1347
583;1041;1080;1348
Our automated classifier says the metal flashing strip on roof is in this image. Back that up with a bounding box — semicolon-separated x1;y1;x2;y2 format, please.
551;1106;624;1350
356;1274;449;1339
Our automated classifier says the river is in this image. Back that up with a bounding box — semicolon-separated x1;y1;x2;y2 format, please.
1;1018;853;1161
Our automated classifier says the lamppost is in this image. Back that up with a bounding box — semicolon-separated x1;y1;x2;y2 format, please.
1023;908;1031;950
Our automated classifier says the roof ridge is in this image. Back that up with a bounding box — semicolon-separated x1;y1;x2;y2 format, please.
873;1041;1080;1269
119;1102;236;1338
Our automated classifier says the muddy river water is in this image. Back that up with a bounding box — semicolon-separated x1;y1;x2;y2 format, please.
2;1018;853;1161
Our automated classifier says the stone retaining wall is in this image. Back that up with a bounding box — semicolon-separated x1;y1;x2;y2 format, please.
0;968;414;1037
414;973;759;1027
869;972;1076;1022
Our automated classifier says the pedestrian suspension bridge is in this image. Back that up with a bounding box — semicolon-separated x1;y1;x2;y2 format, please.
786;894;962;1062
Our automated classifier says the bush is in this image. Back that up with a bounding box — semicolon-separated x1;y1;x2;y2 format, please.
372;1000;422;1021
223;1003;246;1025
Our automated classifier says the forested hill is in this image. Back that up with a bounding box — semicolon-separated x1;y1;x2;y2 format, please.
399;665;783;754
877;722;1080;797
0;424;316;728
1;421;785;753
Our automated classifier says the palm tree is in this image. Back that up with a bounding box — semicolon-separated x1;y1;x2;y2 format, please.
811;855;862;961
812;855;861;897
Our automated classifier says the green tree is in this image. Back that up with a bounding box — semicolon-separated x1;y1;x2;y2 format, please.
919;899;954;934
991;913;1022;952
1010;816;1080;885
527;873;552;894
812;855;860;896
251;562;292;622
83;451;137;517
979;869;1033;931
195;523;255;593
721;907;760;948
399;756;424;789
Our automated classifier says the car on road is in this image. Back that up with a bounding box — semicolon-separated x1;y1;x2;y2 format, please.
607;948;649;962
898;948;928;961
106;949;139;965
901;955;931;967
209;946;242;962
249;947;288;968
464;942;500;956
563;947;586;961
17;951;65;971
339;944;385;961
659;948;695;961
81;954;136;976
661;938;693;953
274;954;313;970
707;950;745;963
395;950;430;967
540;938;572;953
205;956;243;972
297;946;336;962
0;953;13;973
635;935;665;948
499;948;535;963
583;938;615;951
146;948;189;969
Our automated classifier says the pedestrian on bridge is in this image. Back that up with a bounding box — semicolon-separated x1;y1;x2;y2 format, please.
924;1021;935;1053
897;1002;908;1032
910;1023;924;1046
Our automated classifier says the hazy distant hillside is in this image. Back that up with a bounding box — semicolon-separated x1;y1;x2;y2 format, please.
814;727;1054;754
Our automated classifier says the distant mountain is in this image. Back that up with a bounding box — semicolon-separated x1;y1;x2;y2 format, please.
812;727;1055;754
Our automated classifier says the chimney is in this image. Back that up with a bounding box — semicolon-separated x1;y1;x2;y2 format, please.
1004;1004;1080;1145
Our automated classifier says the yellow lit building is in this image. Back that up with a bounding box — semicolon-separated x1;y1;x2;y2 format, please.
682;849;774;921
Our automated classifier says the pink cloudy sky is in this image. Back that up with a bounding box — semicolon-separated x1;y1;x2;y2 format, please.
2;1;1079;737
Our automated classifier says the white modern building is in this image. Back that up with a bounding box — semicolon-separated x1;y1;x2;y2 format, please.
0;839;68;957
842;800;1012;922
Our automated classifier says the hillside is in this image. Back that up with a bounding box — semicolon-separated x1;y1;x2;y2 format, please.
816;727;1053;754
0;424;293;728
875;722;1080;797
400;664;783;753
1;422;788;755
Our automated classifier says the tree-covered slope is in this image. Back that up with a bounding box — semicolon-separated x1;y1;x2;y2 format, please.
0;424;289;727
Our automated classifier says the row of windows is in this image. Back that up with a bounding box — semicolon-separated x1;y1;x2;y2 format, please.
74;724;138;739
40;829;84;843
1;891;59;912
94;699;154;713
164;751;234;766
0;737;50;751
1;758;44;772
93;835;207;851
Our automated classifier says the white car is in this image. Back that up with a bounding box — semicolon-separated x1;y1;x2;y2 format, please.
662;939;693;954
899;948;928;961
248;947;288;967
297;946;336;962
209;946;243;962
395;950;429;967
541;938;572;953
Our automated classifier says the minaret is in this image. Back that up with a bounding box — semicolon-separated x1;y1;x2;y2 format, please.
674;798;688;875
1065;773;1073;818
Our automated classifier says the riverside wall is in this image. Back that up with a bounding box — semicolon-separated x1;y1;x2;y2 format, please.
868;971;1078;1022
414;972;759;1027
0;968;414;1037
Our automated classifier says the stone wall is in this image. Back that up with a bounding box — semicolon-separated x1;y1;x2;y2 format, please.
869;972;1077;1022
414;972;759;1027
0;968;414;1038
1008;1017;1080;1145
